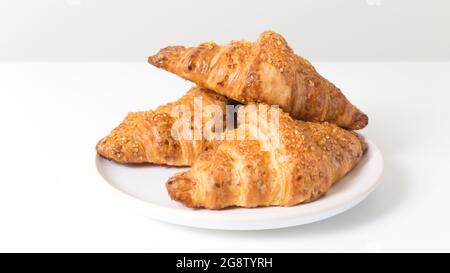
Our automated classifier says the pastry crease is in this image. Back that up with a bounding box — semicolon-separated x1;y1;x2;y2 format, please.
96;87;227;166
167;104;366;209
149;31;368;130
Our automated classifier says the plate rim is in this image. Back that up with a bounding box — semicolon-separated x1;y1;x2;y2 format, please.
94;136;384;230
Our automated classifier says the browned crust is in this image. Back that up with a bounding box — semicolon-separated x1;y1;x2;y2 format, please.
96;87;227;166
148;31;368;130
166;105;366;209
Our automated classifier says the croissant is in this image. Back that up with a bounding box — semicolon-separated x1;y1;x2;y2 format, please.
167;104;366;209
149;31;367;130
96;86;227;166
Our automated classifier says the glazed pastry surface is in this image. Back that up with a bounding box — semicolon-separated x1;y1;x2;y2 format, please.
149;31;368;130
167;104;366;209
96;87;227;166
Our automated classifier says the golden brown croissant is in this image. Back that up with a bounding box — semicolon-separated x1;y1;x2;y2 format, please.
96;86;227;166
167;104;366;209
149;31;368;130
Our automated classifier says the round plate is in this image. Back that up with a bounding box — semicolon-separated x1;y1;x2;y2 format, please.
95;138;383;230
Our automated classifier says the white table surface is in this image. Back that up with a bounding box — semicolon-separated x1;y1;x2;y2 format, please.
0;62;449;252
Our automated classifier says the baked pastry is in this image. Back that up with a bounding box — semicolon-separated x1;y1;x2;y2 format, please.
96;86;227;166
167;104;366;209
149;31;367;130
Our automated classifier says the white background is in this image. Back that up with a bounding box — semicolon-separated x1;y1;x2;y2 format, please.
1;63;449;252
1;0;450;252
1;0;450;62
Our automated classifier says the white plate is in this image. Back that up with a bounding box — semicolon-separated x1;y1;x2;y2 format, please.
95;138;383;230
